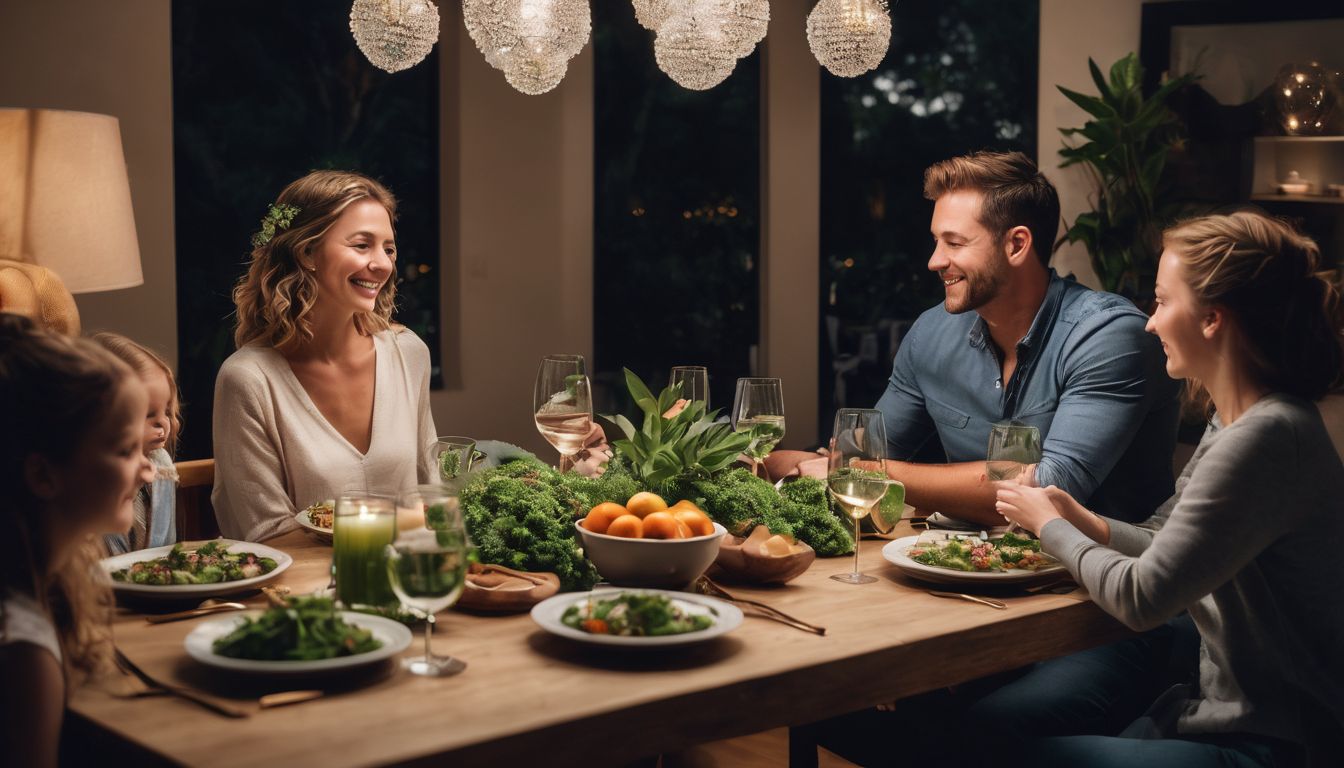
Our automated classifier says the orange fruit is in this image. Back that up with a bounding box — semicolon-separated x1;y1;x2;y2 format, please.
670;499;703;513
605;514;644;539
625;492;669;519
582;502;627;534
674;509;714;537
642;511;687;539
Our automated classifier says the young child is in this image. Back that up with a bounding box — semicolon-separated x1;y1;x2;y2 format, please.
0;313;155;766
91;333;182;554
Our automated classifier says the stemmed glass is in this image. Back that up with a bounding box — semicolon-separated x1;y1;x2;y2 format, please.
387;485;468;677
429;436;477;483
669;365;710;409
732;377;785;477
533;354;593;472
827;408;890;585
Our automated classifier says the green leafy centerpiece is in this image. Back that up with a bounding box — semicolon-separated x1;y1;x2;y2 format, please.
459;370;855;592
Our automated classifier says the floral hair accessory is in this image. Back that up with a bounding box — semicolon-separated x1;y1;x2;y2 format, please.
250;203;301;248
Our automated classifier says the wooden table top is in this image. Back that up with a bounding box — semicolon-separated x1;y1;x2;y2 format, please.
70;525;1130;767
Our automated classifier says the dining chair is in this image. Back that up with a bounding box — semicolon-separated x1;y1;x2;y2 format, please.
174;458;219;540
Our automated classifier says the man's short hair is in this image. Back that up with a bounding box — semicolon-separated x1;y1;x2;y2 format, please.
923;151;1060;267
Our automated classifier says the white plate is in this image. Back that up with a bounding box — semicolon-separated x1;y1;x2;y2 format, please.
185;610;412;674
881;535;1066;585
294;509;333;541
530;589;743;647
102;541;292;599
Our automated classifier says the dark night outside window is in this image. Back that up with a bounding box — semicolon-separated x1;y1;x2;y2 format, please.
171;0;441;460
592;2;761;416
818;0;1039;445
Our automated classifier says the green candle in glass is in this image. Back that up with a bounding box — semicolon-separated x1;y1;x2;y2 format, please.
334;494;398;609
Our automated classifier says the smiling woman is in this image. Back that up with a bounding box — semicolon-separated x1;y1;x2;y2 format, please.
211;171;439;543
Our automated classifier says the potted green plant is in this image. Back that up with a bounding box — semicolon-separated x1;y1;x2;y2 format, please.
1057;53;1198;301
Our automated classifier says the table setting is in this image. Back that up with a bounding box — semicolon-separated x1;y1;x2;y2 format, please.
80;356;1120;767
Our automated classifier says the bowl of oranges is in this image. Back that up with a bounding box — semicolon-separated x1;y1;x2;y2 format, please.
576;492;726;587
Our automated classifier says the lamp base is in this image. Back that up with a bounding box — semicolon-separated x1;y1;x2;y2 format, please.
0;258;81;335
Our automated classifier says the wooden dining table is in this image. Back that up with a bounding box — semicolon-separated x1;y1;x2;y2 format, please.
69;523;1131;767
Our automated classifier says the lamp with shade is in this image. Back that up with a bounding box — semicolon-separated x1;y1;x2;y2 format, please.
0;108;143;335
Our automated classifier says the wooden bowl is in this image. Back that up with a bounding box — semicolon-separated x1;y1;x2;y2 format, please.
713;535;816;585
457;564;560;613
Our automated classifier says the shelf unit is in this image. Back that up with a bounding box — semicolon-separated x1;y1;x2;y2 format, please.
1249;135;1344;198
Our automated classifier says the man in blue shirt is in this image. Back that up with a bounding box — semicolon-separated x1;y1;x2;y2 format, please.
875;151;1179;524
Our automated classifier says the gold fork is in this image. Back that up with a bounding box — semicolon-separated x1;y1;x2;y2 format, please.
694;576;827;635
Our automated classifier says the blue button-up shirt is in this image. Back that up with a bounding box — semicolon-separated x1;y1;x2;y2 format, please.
875;271;1179;522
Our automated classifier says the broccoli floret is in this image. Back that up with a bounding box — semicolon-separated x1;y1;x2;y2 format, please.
667;469;854;557
197;565;225;583
460;463;600;591
779;477;855;557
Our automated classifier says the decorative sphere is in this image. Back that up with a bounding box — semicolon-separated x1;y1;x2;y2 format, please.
654;8;738;90
806;0;891;78
504;54;570;95
721;0;770;59
349;0;441;74
632;0;673;32
1274;62;1336;136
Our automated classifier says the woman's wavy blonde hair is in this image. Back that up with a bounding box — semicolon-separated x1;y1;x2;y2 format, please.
233;170;398;350
1;314;125;685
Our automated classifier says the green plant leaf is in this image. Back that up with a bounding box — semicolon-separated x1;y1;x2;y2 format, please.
623;368;658;416
1057;86;1115;119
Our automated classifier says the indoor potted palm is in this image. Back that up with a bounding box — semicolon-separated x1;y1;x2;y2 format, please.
1057;53;1198;302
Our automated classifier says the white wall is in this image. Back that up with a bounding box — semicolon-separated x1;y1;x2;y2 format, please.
1037;0;1148;288
431;4;594;457
0;0;177;364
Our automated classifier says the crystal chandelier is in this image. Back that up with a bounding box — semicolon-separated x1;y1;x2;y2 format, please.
349;0;441;74
654;6;739;91
464;0;591;95
806;0;891;78
647;0;767;91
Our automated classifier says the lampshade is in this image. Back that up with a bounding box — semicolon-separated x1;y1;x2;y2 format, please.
0;108;143;294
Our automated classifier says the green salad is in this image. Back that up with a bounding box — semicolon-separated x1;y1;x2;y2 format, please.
908;531;1056;573
561;593;714;636
111;541;278;585
212;596;382;661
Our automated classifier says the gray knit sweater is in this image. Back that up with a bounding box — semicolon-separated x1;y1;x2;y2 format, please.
1041;394;1344;743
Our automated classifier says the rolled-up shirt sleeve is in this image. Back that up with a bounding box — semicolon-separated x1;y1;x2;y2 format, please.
1034;311;1162;504
875;320;938;460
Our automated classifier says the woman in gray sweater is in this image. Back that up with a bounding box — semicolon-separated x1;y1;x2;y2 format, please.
996;210;1343;767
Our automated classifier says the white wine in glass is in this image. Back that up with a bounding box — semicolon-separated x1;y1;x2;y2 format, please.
827;408;889;585
534;355;593;471
732;378;786;476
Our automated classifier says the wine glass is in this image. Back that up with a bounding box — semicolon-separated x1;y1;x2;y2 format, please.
387;485;468;677
533;355;593;472
986;421;1042;483
732;377;785;477
669;365;710;409
429;436;477;483
827;408;889;585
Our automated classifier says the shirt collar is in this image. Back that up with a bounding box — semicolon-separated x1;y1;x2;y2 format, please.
967;269;1066;350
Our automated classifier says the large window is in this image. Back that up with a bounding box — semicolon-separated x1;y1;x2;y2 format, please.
818;0;1039;438
171;0;441;459
592;3;761;414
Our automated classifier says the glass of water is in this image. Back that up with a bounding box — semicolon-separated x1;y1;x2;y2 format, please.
386;486;468;677
986;421;1042;484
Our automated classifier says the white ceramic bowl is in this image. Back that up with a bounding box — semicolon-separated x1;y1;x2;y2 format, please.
575;520;726;588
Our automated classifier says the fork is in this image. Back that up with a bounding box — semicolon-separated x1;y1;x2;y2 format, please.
113;648;248;718
693;576;827;635
926;590;1007;610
